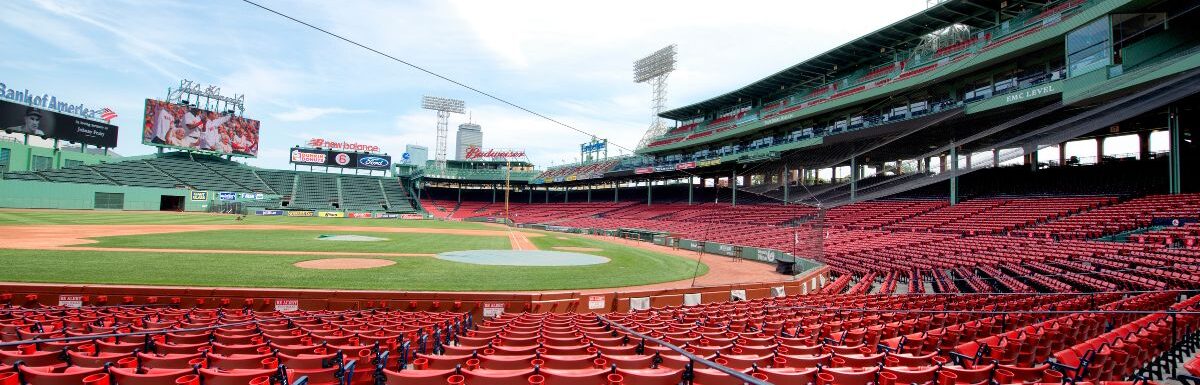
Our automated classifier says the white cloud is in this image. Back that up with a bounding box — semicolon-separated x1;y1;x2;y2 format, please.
272;106;371;122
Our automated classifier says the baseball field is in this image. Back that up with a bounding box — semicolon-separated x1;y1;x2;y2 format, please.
0;209;794;293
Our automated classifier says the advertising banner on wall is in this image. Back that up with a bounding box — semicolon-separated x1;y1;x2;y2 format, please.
289;147;391;170
287;211;315;217
0;99;119;147
318;211;345;218
142;99;260;157
289;148;328;166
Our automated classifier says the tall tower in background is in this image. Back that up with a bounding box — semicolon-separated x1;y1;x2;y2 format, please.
421;96;464;170
633;44;677;149
456;123;482;160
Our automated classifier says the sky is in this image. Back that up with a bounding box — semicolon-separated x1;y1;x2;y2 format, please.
3;0;953;169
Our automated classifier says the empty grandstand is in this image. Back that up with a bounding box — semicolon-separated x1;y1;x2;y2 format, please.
1;151;417;213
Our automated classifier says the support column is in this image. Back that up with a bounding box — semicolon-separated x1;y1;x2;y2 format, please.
646;179;652;206
687;178;694;205
491;184;496;204
783;164;790;204
614;182;619;202
1096;137;1105;165
849;157;858;202
949;146;959;205
1169;105;1182;194
731;170;738;207
1025;144;1038;171
1059;144;1067;166
564;186;569;203
528;189;533;204
993;149;1000;168
965;152;972;169
457;184;462;204
1138;131;1152;160
939;155;947;173
545;187;549;203
587;186;592;203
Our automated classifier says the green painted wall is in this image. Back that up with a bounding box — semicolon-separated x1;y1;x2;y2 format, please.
0;139;115;172
0;179;202;211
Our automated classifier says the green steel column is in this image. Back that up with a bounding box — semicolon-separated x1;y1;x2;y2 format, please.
783;164;790;205
545;187;549;203
587;186;592;203
731;170;737;207
849;157;857;202
646;180;652;206
457;184;462;204
564;186;569;203
1169;105;1182;194
614;182;619;202
491;184;496;203
687;178;693;205
950;146;959;205
528;189;533;204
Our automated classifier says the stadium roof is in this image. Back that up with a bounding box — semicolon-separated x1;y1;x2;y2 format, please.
659;0;1039;121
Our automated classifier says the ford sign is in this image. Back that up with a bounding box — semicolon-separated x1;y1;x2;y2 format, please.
358;156;391;169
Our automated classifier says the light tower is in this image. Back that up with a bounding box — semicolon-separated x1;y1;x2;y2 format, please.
633;44;677;149
421;96;465;170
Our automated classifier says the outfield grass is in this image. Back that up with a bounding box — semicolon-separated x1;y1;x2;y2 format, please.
0;233;706;291
81;230;510;254
0;210;493;229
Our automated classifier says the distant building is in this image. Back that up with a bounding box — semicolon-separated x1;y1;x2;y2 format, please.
455;123;482;160
405;144;428;167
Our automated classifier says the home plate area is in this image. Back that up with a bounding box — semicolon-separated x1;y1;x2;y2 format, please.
435;250;609;266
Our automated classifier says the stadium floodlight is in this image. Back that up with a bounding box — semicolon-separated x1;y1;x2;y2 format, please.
633;44;677;149
421;96;465;170
421;96;465;114
633;45;677;83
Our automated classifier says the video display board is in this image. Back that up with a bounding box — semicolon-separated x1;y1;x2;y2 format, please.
142;99;259;157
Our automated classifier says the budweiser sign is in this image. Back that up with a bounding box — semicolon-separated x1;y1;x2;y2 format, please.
306;138;381;153
464;147;526;160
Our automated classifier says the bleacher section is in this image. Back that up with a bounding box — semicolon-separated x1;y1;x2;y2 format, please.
340;175;386;211
89;161;182;189
292;173;339;210
0;152;418;212
256;170;297;199
144;156;245;192
34;167;113;185
380;180;414;212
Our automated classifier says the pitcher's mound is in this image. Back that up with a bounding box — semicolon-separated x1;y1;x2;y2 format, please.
294;258;396;270
552;247;603;252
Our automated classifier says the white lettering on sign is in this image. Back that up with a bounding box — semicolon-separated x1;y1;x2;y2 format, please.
275;299;299;312
482;303;505;318
1004;84;1057;104
59;295;83;308
587;296;605;310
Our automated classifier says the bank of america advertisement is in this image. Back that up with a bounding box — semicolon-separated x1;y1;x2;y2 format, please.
0;99;118;148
